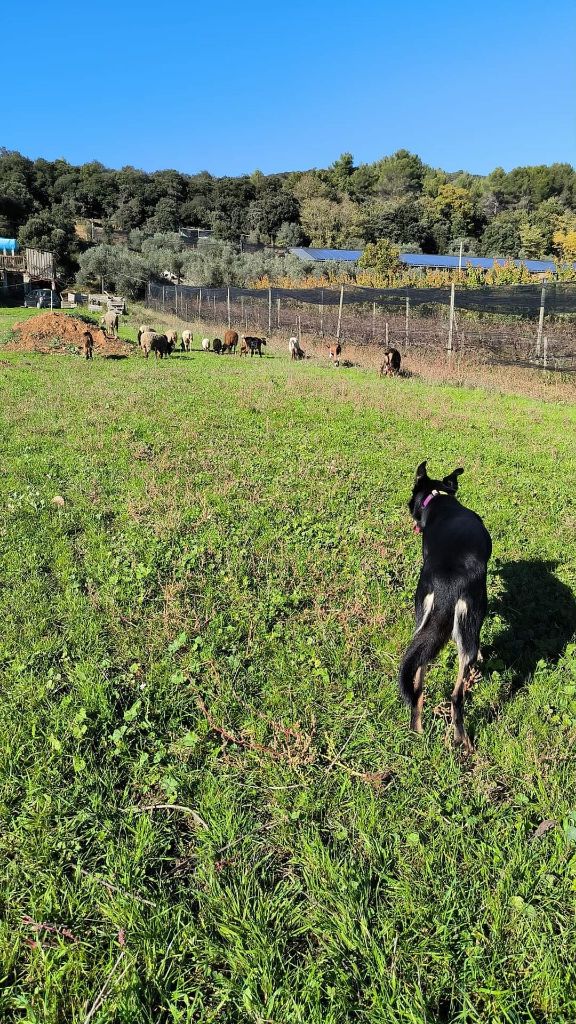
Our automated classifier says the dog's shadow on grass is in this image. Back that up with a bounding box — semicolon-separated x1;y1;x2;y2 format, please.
488;559;576;692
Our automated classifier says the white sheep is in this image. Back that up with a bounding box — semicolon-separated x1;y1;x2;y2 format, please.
201;337;210;351
288;336;305;360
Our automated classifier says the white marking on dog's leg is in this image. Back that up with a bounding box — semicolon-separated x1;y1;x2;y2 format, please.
415;592;434;633
452;598;468;657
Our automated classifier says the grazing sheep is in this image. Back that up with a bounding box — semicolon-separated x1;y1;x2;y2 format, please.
82;330;94;360
327;342;342;367
288;336;305;360
166;329;178;349
242;335;266;357
212;338;223;354
380;348;401;377
223;329;239;354
139;330;154;359
201;337;210;351
102;311;119;337
152;335;174;359
138;324;152;344
140;330;171;360
181;330;192;351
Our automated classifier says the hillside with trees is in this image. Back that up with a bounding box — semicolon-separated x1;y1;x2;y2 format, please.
2;147;575;292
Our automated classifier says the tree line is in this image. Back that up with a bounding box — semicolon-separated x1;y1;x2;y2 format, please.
1;147;575;289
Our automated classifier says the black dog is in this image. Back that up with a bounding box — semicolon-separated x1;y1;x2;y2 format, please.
398;461;492;751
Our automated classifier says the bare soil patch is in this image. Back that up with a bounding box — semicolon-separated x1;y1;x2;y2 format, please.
6;313;133;357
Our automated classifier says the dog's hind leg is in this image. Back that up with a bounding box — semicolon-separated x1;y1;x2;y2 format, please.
410;665;426;733
451;597;482;752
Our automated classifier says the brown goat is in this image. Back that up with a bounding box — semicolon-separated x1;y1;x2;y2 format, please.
223;329;239;353
82;331;94;360
380;348;401;377
327;342;342;366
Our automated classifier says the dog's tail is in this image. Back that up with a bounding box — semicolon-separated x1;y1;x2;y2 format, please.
398;592;453;704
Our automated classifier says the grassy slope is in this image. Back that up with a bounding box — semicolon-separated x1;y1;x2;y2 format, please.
0;321;576;1022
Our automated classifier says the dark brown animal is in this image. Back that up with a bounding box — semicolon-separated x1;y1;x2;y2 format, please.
243;335;266;357
328;342;342;366
140;331;171;359
223;329;238;353
82;331;94;360
380;348;401;377
152;335;174;359
212;338;223;354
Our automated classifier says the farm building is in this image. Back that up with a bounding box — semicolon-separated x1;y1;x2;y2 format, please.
0;240;57;302
288;247;570;276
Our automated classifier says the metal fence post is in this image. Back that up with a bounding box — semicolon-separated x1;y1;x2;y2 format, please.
268;287;272;334
405;296;410;349
227;287;231;328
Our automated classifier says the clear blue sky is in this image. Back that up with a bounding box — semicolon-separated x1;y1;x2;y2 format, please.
3;0;575;177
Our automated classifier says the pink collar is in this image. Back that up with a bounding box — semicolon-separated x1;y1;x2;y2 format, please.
422;490;439;509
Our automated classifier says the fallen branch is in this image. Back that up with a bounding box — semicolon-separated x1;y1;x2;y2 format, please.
196;694;315;765
22;915;78;943
130;804;208;829
80;868;156;908
83;950;130;1024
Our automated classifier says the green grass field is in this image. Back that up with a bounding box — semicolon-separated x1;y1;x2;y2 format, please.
1;308;576;1022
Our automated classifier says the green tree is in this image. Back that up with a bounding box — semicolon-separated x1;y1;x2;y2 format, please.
480;214;522;257
18;208;79;276
519;221;549;259
375;150;426;199
299;198;341;247
358;238;401;279
247;192;299;243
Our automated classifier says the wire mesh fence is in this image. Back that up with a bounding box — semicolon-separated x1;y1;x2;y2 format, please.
146;281;576;372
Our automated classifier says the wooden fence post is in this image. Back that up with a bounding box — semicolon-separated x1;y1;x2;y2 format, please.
336;285;344;341
277;297;281;329
405;296;410;349
198;288;202;319
298;315;302;346
319;289;324;337
372;301;376;340
447;282;455;354
385;321;389;347
536;285;546;356
543;334;548;369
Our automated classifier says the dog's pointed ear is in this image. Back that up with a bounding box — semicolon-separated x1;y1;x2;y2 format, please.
415;461;428;482
443;467;464;492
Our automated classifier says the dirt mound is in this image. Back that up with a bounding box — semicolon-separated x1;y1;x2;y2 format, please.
6;313;134;357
